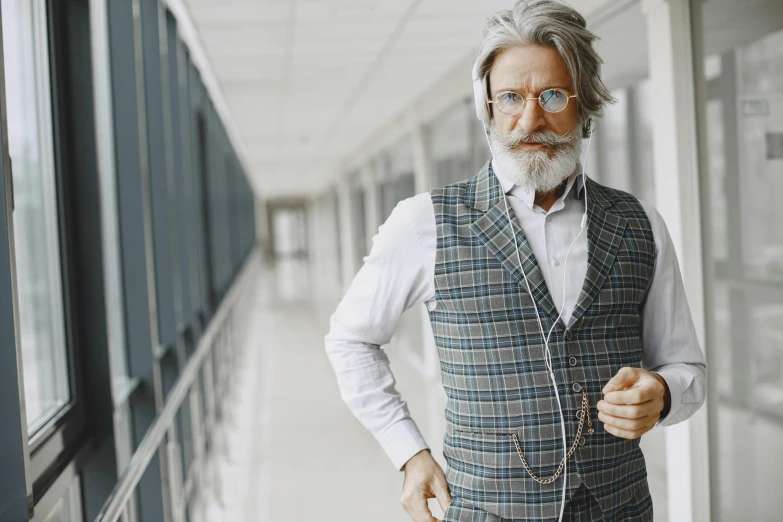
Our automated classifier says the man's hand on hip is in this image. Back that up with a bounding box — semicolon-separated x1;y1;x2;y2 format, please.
400;449;452;522
597;367;670;439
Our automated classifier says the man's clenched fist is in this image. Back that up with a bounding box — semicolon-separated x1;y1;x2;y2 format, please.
597;367;671;439
400;449;452;522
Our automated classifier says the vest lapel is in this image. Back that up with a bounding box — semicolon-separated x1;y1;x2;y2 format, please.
568;177;628;327
467;164;561;327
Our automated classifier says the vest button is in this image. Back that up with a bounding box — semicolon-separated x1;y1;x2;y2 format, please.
579;437;586;446
573;382;582;392
576;410;583;420
566;330;573;340
569;356;578;366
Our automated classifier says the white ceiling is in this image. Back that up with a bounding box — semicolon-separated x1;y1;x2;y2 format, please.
182;0;616;198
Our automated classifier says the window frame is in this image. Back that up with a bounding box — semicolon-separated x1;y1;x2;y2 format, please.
0;0;93;518
0;5;35;518
2;0;76;445
4;0;91;499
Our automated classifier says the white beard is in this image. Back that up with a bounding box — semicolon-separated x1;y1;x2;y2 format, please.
488;123;583;193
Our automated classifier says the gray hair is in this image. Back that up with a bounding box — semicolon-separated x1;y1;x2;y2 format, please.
474;0;615;138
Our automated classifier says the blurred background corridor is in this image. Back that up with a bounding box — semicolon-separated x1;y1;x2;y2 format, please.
0;0;782;521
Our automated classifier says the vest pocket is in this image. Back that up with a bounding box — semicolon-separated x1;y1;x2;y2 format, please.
447;425;515;440
444;424;565;483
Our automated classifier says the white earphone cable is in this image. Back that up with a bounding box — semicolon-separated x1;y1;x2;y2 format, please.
482;122;593;522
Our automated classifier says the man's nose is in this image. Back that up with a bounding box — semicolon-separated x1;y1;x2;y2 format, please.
515;99;547;134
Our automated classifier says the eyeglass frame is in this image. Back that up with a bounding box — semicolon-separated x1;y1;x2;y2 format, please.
487;87;578;115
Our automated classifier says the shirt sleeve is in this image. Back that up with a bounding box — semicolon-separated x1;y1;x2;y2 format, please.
324;193;436;470
638;201;708;428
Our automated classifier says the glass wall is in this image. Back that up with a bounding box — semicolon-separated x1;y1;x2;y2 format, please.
0;0;259;518
2;0;70;435
389;136;415;206
430;99;471;187
695;0;783;519
589;4;666;518
593;80;656;205
378;136;415;222
429;97;493;189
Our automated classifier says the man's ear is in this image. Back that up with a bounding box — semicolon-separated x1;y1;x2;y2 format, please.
582;118;593;139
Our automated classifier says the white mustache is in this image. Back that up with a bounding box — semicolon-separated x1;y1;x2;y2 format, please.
492;127;581;149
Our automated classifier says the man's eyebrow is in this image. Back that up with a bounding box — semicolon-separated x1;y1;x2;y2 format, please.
492;84;571;94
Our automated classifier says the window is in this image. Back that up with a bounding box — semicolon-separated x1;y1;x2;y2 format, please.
2;0;70;435
695;1;783;517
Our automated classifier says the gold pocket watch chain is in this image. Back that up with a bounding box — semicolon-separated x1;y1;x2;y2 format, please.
510;391;594;485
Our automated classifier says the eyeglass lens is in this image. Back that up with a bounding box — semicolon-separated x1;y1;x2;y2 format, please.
496;89;570;114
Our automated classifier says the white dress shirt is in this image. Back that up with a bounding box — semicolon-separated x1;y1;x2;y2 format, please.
324;160;708;471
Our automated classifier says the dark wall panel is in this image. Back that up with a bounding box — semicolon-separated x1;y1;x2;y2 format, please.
107;0;166;518
166;12;192;338
48;0;117;517
141;0;176;351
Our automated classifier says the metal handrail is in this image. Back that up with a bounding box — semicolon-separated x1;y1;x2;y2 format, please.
94;250;259;522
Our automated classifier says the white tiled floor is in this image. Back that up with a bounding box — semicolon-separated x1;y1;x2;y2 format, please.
207;264;411;522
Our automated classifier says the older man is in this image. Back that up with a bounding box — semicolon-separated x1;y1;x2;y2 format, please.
324;1;707;521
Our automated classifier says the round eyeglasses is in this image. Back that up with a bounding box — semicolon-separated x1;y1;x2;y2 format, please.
488;88;577;115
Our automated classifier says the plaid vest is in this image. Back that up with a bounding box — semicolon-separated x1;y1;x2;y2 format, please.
428;163;655;521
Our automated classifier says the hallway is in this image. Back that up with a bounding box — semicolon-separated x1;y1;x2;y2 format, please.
208;266;412;521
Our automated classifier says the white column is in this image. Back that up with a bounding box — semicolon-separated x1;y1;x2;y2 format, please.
336;178;357;292
641;1;711;521
254;197;269;258
361;163;380;250
306;197;320;302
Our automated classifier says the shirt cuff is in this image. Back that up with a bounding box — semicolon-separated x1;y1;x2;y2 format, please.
377;418;429;471
654;369;684;427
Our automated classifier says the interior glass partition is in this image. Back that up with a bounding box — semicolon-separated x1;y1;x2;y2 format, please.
429;99;471;187
594;80;656;205
389;136;415;204
378;136;414;222
589;3;666;518
694;0;783;519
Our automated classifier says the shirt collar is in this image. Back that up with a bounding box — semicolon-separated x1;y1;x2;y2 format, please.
490;157;586;210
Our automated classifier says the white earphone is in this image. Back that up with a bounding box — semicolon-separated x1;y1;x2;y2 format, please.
472;62;595;522
472;60;492;125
